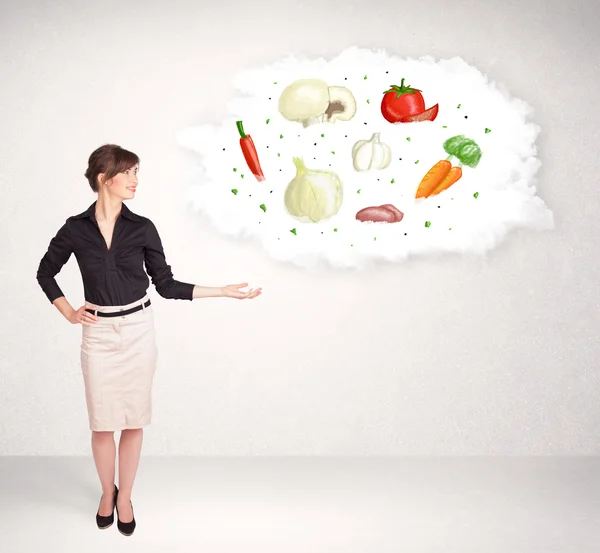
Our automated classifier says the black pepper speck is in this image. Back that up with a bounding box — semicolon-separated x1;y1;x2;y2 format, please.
464;116;468;119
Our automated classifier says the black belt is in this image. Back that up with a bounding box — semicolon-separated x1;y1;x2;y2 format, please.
85;299;151;318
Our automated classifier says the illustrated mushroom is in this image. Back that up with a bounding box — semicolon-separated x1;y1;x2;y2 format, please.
278;79;357;126
278;79;330;128
322;86;356;123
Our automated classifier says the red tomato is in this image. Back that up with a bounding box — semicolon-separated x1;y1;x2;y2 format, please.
381;78;425;123
400;104;439;122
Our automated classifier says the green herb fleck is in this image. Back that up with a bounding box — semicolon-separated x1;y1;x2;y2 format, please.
457;104;461;108
241;174;244;178
280;134;283;139
442;125;448;128
449;227;452;230
485;128;491;133
273;81;277;84
415;160;419;164
290;228;297;235
277;153;280;157
357;189;361;194
406;137;411;142
233;168;237;172
333;228;338;232
474;192;479;199
391;178;395;184
366;99;370;104
374;237;377;241
320;133;324;137
425;221;431;227
364;75;367;79
331;151;335;154
231;189;238;195
259;204;266;212
266;118;270;124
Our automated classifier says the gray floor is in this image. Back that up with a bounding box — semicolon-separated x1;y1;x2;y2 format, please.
1;457;599;552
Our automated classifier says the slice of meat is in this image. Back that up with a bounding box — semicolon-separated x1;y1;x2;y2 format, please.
379;204;404;222
356;204;404;223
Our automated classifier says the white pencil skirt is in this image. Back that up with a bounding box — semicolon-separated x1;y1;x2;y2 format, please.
80;293;158;431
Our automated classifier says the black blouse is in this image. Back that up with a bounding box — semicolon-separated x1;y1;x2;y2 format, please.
36;200;195;306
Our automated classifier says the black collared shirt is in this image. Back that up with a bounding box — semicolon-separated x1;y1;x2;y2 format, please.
36;200;195;306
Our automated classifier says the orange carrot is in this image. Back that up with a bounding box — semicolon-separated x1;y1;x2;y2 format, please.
415;160;451;199
431;166;462;196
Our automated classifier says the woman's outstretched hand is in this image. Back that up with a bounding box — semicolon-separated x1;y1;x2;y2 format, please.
221;283;262;300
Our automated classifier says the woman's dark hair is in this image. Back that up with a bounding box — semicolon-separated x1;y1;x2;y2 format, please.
84;144;140;192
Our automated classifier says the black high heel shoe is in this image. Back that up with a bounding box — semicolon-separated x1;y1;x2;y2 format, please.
96;484;118;529
115;488;136;536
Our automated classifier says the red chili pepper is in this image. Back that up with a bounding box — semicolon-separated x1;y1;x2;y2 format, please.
236;120;265;181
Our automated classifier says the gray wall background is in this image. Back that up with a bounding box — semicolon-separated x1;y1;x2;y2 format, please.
1;0;598;455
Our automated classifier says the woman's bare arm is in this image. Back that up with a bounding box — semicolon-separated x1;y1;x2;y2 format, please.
192;285;224;299
52;295;76;321
193;283;262;300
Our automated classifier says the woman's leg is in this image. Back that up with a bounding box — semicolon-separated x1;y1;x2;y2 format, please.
91;430;116;516
116;428;143;522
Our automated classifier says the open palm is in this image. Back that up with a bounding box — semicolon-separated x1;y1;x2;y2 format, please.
222;283;262;299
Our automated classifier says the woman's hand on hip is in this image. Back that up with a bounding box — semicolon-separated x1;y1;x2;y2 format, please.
221;283;262;300
69;305;99;325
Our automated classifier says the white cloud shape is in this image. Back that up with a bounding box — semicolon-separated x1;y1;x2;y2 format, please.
176;47;553;269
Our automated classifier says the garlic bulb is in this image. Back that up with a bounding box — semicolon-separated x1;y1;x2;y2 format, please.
351;133;392;171
284;157;343;222
278;79;330;128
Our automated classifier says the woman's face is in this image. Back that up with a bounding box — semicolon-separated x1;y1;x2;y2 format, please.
100;164;139;199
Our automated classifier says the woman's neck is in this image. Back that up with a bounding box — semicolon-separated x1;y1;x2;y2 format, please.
95;196;122;224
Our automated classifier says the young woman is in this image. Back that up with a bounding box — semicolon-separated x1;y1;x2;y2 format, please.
36;144;261;536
